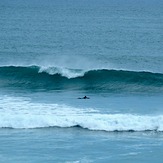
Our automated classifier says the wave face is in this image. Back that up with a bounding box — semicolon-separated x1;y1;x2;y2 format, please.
0;65;163;93
0;96;163;131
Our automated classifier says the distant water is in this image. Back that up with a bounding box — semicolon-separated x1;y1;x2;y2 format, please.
0;0;163;162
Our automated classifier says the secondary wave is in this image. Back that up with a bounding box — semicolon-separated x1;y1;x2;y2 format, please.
0;65;163;93
0;96;163;131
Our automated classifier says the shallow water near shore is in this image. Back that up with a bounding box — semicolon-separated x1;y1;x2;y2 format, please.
1;128;163;163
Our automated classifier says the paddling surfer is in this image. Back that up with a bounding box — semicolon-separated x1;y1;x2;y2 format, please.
83;96;89;99
78;96;90;99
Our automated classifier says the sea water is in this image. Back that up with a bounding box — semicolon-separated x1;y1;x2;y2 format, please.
0;0;163;162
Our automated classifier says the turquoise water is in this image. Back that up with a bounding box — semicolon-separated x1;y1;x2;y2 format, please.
1;128;163;163
0;0;163;162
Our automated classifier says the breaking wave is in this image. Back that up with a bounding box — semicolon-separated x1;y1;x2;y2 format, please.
0;65;163;93
0;96;163;131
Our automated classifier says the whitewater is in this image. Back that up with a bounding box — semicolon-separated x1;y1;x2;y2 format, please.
0;95;163;131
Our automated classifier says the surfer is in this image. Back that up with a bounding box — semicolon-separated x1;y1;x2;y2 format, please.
83;96;89;99
78;96;90;99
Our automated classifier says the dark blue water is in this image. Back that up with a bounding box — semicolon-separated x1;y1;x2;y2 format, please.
0;0;163;162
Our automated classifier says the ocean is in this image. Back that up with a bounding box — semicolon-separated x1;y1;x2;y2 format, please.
0;0;163;162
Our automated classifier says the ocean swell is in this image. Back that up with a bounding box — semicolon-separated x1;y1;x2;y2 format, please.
0;65;163;93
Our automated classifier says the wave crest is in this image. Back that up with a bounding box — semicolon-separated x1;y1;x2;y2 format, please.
38;66;85;79
0;65;163;93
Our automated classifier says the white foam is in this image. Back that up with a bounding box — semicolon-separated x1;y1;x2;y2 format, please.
38;66;86;79
0;96;163;131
